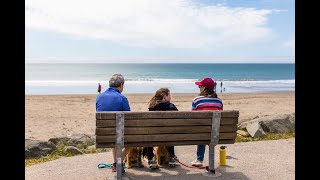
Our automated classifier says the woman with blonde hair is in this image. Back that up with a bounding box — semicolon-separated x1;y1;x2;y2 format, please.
143;88;178;169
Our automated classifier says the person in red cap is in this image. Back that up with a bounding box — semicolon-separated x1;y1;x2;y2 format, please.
190;77;224;167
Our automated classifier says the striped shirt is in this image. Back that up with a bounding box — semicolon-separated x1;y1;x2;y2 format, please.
192;96;223;111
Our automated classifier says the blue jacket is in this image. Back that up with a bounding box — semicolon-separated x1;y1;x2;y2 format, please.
96;87;130;111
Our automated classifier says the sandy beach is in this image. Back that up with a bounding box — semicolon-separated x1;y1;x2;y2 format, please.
25;91;295;141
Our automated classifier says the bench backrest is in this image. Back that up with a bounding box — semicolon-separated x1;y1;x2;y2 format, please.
95;110;239;148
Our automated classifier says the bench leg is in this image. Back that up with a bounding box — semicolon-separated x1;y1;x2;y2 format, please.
202;111;222;177
208;144;215;172
116;146;122;180
202;144;222;177
115;113;125;180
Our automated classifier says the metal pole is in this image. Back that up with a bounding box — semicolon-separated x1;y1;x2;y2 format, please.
208;143;215;173
203;111;221;177
116;113;124;180
209;111;221;172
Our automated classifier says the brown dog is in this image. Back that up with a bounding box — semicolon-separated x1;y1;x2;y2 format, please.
124;147;143;168
153;146;170;166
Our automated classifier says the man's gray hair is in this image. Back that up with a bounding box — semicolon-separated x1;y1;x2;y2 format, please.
109;74;125;87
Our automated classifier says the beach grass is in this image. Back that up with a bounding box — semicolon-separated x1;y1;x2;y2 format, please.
235;131;294;142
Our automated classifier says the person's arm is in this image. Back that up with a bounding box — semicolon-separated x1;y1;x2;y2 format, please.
219;98;224;110
191;99;197;111
122;97;131;111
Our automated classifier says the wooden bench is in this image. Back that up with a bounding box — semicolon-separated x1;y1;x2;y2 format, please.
95;110;239;179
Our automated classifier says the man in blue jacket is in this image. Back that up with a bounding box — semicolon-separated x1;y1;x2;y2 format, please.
96;74;130;174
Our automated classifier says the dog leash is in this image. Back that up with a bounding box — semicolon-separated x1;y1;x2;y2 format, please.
172;156;209;170
97;163;112;169
169;153;214;172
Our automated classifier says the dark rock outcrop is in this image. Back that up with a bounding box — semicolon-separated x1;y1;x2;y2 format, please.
25;139;57;159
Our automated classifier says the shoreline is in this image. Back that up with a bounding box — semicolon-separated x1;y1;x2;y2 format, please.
25;91;295;141
25;90;294;96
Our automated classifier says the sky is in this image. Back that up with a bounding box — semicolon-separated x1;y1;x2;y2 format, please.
25;0;295;63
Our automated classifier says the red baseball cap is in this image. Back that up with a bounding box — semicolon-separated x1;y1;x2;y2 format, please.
195;77;215;90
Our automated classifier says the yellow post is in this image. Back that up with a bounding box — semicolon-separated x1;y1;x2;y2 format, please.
219;146;226;166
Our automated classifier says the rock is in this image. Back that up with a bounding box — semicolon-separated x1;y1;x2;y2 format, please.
48;137;71;146
289;113;295;124
246;121;266;138
260;114;295;133
25;139;57;159
238;118;257;130
83;145;96;153
48;134;95;147
238;113;295;133
236;130;250;137
64;146;83;155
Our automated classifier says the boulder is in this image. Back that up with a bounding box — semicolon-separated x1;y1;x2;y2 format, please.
25;139;57;159
48;133;95;147
246;121;266;138
238;113;295;133
64;146;83;155
259;114;295;133
236;130;250;137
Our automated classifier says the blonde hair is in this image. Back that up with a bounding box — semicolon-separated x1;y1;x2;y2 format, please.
148;88;170;108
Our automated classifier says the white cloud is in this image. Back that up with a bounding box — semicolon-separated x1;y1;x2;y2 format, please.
283;39;295;49
26;0;274;48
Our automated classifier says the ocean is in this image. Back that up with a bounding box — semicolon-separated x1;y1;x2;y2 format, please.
25;63;295;95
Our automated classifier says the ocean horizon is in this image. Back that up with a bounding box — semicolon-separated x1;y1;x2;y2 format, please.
25;63;295;95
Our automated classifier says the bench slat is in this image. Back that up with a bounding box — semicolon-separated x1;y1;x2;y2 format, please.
96;139;235;148
96;132;236;143
95;110;239;148
96;117;237;127
96;125;237;135
96;110;239;120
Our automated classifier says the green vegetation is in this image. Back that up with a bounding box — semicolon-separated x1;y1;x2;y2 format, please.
25;142;110;167
236;131;295;142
